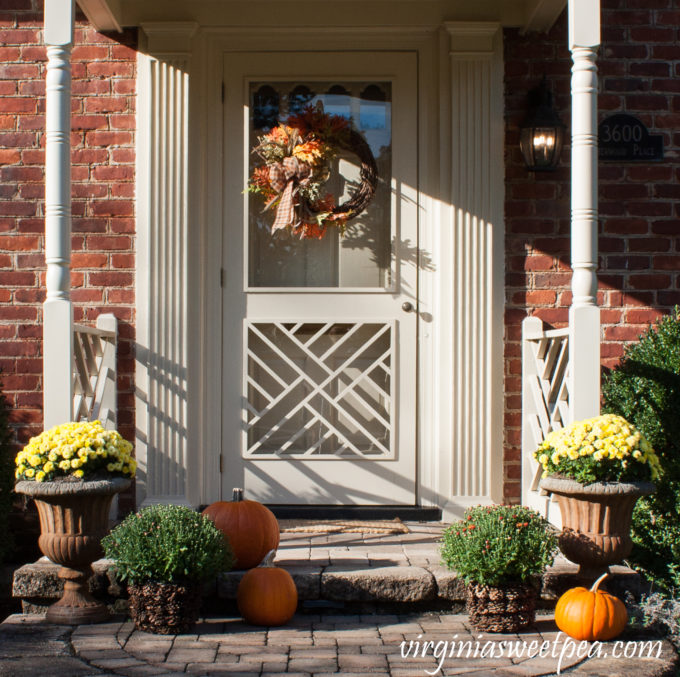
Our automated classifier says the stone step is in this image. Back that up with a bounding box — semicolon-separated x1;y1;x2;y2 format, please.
13;555;642;616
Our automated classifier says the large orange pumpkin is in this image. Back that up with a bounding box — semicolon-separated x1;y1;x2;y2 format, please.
237;550;298;626
202;488;280;569
554;573;628;641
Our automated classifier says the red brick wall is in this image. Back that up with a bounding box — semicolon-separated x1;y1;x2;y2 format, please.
503;0;680;502
0;1;137;487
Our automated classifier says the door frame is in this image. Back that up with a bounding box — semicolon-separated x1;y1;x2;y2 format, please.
139;21;507;517
196;31;437;509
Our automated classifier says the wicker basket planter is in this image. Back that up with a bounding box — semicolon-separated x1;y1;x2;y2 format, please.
15;477;130;624
540;477;655;577
466;582;537;633
127;581;202;634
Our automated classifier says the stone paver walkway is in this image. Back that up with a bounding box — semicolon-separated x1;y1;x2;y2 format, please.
5;522;678;675
1;610;677;677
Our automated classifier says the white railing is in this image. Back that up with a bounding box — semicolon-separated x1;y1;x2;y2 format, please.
521;316;570;525
72;313;118;428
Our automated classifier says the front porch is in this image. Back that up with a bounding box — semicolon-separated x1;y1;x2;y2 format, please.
8;525;676;677
37;0;603;517
13;522;642;613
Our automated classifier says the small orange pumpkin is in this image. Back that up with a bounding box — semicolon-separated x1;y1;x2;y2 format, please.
202;488;280;569
237;550;298;626
555;573;628;641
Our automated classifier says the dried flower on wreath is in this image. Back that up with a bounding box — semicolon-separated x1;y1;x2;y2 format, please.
247;103;378;240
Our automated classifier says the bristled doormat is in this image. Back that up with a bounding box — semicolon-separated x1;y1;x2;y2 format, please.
279;518;409;534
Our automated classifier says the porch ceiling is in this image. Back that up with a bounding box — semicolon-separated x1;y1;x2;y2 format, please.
77;0;566;34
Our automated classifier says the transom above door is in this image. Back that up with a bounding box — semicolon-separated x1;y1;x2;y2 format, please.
221;51;419;505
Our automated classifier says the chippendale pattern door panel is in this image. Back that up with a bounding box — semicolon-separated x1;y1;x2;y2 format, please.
222;52;418;504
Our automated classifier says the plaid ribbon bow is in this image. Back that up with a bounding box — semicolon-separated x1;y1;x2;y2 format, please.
268;156;311;232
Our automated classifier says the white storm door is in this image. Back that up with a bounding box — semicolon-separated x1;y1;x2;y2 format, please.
222;52;418;505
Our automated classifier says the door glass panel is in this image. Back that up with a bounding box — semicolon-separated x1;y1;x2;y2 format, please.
247;81;392;288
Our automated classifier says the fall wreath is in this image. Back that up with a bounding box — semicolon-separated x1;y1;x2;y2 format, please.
248;104;378;240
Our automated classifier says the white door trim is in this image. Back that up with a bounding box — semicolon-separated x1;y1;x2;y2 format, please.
135;23;506;514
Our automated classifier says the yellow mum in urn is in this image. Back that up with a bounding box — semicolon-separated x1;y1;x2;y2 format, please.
15;420;136;482
536;414;659;577
534;413;661;485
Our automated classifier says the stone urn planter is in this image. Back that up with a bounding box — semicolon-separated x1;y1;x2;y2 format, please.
15;477;131;624
466;582;537;633
540;477;655;577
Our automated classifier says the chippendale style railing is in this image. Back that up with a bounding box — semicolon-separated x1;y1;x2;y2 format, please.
521;316;570;524
72;313;117;428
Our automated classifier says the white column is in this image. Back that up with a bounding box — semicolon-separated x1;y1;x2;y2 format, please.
136;23;197;507
43;0;75;428
568;0;601;421
439;23;505;518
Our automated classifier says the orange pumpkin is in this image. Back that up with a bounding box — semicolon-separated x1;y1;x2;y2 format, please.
555;573;628;641
202;488;280;569
237;550;298;626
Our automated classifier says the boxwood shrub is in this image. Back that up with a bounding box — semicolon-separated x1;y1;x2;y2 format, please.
602;309;680;591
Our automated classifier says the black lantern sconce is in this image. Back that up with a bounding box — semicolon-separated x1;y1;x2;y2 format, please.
519;78;565;171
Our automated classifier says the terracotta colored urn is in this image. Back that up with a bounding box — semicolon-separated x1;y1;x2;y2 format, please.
540;477;654;577
15;477;130;624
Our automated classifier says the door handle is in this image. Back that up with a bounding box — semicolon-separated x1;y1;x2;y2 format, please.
401;301;414;313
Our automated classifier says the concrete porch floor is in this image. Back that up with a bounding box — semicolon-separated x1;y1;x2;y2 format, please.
4;522;678;676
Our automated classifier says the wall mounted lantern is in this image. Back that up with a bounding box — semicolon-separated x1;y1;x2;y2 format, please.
519;78;565;171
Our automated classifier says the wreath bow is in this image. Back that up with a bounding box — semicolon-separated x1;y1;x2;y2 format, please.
268;156;311;231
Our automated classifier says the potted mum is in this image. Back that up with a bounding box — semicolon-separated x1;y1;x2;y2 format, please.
441;505;557;632
102;504;234;634
14;420;135;624
535;413;660;576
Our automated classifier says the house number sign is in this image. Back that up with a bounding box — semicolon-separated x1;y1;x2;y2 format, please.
598;113;663;162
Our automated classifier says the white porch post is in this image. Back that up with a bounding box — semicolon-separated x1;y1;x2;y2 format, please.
568;0;601;421
43;0;75;427
136;23;197;507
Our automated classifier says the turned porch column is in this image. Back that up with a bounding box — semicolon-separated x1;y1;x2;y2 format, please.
43;0;75;427
568;0;601;421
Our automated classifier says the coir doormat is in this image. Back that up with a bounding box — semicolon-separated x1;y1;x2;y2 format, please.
279;518;409;534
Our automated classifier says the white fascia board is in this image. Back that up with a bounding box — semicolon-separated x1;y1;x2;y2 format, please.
76;0;122;32
522;0;567;33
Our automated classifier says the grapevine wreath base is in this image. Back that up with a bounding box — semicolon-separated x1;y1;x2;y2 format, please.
249;103;378;240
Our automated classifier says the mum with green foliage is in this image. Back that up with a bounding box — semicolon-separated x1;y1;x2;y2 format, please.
534;413;661;485
441;505;557;632
15;420;135;482
102;503;234;584
103;504;235;633
602;308;680;592
440;505;557;586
